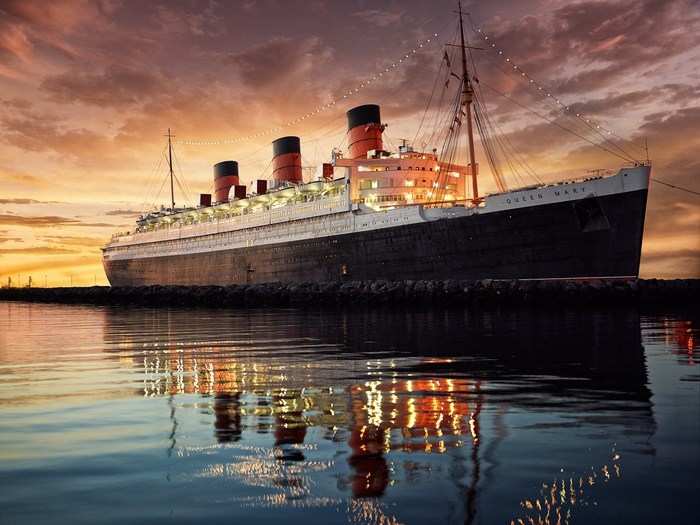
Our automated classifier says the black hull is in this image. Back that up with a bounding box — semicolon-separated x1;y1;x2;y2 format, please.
104;189;648;286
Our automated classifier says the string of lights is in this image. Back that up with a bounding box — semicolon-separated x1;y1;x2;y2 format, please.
176;33;440;146
469;19;646;160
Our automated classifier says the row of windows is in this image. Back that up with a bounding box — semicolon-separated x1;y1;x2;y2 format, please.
359;165;439;173
359;179;449;190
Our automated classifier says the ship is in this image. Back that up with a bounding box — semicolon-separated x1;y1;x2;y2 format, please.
102;6;650;286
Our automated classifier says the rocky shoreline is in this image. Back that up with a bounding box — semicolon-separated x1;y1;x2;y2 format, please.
0;279;697;308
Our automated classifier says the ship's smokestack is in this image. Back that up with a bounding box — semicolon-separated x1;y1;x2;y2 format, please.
347;104;384;159
214;160;239;203
272;136;302;184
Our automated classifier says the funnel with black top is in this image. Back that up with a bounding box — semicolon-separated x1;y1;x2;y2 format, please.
347;104;384;159
272;136;302;184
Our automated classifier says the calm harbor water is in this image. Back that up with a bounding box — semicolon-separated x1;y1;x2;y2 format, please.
0;302;697;524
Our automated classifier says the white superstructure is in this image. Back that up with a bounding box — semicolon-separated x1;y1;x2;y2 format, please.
103;166;649;262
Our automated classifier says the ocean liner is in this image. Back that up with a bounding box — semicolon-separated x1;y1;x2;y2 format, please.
103;7;650;286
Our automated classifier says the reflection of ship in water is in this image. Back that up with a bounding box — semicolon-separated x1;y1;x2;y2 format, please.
662;317;698;366
103;308;657;522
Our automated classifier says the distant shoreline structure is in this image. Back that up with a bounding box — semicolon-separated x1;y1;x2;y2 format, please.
1;279;697;308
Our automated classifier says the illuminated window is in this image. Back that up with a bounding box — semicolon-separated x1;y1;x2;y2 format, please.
404;179;415;187
370;180;379;189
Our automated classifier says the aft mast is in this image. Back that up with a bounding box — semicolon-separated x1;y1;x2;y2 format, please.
458;1;479;202
167;128;175;209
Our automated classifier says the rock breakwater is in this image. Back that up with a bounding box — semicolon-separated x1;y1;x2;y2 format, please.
0;279;697;308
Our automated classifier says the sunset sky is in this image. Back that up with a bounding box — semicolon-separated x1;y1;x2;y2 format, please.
1;0;698;286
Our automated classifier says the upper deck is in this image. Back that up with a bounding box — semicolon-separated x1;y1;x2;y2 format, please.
107;178;350;249
104;165;650;254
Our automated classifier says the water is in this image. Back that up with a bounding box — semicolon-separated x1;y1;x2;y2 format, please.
0;302;697;525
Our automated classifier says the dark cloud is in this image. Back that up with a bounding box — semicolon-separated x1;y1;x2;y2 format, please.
567;91;656;117
0;0;117;69
0;214;118;228
0;167;47;187
105;209;141;216
0;198;61;204
0;214;81;227
637;106;700;140
482;0;700;96
0;245;77;255
225;36;333;90
41;65;165;108
567;84;700;117
353;9;405;27
41;235;105;247
0;108;112;157
152;1;223;37
0;106;136;169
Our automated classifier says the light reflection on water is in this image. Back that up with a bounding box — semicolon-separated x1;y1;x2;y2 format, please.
0;302;697;524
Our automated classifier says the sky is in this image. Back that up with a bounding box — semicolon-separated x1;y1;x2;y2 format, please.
0;0;698;286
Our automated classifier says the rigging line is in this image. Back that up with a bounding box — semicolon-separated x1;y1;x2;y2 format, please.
431;70;463;162
236;141;274;162
434;84;463;201
471;90;509;189
416;26;459;150
173;167;193;207
480;81;637;164
258;156;274;181
304;112;348;144
467;15;645;159
140;146;166;208
652;178;700;196
470;64;539;186
172;172;190;207
476;98;522;188
494;124;542;184
150;154;171;210
421;35;461;150
476;52;639;163
477;90;538;187
139;145;168;213
411;56;446;146
470;84;508;188
541;86;639;162
412;23;460;148
479;89;543;184
141;144;170;212
403;17;460;152
150;149;172;210
473;101;508;191
171;148;195;206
